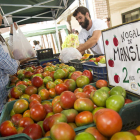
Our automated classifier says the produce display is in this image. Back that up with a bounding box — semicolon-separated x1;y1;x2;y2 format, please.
0;62;140;140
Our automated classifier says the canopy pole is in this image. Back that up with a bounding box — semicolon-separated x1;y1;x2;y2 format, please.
55;20;61;52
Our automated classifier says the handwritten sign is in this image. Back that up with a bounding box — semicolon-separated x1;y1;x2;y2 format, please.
102;20;140;95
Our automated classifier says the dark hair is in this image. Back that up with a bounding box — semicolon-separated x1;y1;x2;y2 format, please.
73;6;91;18
75;30;79;33
33;40;38;45
107;17;110;22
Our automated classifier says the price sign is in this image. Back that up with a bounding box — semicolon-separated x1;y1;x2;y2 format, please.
102;20;140;95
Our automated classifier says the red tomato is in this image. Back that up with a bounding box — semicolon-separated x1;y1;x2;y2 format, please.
31;76;43;87
53;100;63;113
19;117;34;128
30;104;47;122
23;124;43;140
95;108;122;137
96;80;108;89
70;71;82;81
43;104;53;114
16;81;27;86
50;122;76;140
85;127;108;140
10;114;23;127
83;88;96;97
8;98;16;102
38;89;49;100
49;71;55;79
29;94;41;103
43;116;52;132
29;100;41;108
125;99;133;105
52;96;60;106
55;83;68;95
83;85;96;91
23;110;30;118
74;88;83;94
60;91;77;109
75;111;93;126
25;86;37;95
0;121;17;137
75;92;89;99
24;71;33;79
82;70;93;82
42;71;50;77
10;86;23;99
49;88;56;98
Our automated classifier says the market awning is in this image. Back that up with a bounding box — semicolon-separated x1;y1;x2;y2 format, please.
2;24;68;38
0;0;75;28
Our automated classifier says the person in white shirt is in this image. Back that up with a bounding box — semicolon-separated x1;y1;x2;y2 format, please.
33;40;41;50
73;6;108;55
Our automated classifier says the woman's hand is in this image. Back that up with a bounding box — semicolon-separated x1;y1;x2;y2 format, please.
10;22;18;34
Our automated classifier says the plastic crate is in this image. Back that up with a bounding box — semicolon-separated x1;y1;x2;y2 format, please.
69;59;84;71
37;48;53;60
39;58;59;68
82;62;107;82
87;82;140;131
53;53;60;59
6;81;14;91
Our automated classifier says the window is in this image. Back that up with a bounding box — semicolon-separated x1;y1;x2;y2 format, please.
122;8;140;23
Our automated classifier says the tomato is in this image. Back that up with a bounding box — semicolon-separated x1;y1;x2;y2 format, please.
128;129;140;136
29;100;41;108
25;86;37;95
42;71;50;77
49;71;55;80
23;124;43;140
44;131;50;137
46;112;54;118
43;76;53;85
113;35;119;46
111;132;136;140
83;85;96;91
70;71;82;81
23;110;30;117
125;99;133;105
82;70;93;82
49;113;67;128
31;76;43;87
32;73;43;79
92;107;104;115
10;114;23;127
10;76;19;83
37;121;45;136
105;39;109;45
61;109;78;123
43;104;53;114
24;71;33;79
110;86;126;98
68;66;75;72
20;94;30;101
68;123;77;129
75;111;93;126
64;79;76;91
74;88;83;94
52;96;60;106
108;59;114;67
16;81;27;86
85;127;108;140
74;98;94;112
60;91;77;109
17;127;24;134
43;116;52;132
13;99;29;114
46;81;56;90
10;86;23;99
38;89;49;100
96;80;108;89
54;69;66;79
75;132;96;140
83;88;96;97
114;74;120;83
106;95;124;112
53;100;63;113
54;79;63;85
50;122;76;140
91;89;109;107
8;98;16;102
49;88;56;98
75;92;89;99
76;75;90;88
30;104;47;122
19;117;34;128
41;100;52;106
55;83;68;95
29;94;41;103
0;121;17;137
63;68;69;78
95;108;122;137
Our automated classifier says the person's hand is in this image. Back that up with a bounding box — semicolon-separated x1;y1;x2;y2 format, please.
19;58;30;65
10;22;18;34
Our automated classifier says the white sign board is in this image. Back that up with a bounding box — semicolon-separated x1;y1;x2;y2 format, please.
102;20;140;95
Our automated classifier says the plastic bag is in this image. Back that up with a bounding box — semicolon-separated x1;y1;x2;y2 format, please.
59;47;82;63
13;25;36;60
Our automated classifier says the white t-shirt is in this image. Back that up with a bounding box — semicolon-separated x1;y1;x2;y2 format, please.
35;44;41;50
78;19;108;54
